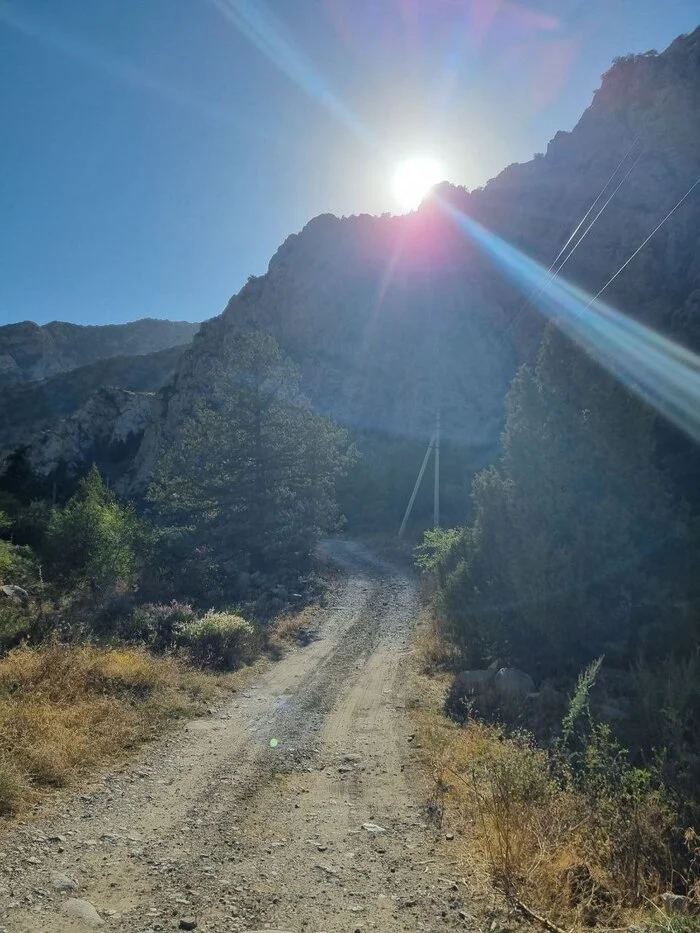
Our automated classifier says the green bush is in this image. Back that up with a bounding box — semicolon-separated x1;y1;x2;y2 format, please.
181;612;259;670
128;601;196;650
44;466;141;593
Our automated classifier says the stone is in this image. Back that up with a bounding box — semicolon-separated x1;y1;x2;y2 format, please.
63;898;104;927
50;871;79;893
178;920;198;931
361;822;387;833
0;585;29;605
660;893;689;914
494;667;536;698
457;669;495;692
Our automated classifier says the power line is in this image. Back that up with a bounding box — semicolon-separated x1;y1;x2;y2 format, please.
506;133;643;335
582;174;700;310
547;133;642;273
551;149;642;275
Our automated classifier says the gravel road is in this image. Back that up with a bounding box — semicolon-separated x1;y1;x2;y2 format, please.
0;540;478;933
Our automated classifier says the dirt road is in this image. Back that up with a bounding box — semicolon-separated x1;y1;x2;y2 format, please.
1;541;476;933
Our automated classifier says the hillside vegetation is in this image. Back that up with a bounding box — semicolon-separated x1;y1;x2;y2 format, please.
414;326;700;924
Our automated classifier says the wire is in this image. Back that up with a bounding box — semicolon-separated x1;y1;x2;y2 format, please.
506;133;643;334
551;149;642;275
548;132;643;274
582;174;700;311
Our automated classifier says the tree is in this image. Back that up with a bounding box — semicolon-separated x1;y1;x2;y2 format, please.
440;326;686;676
148;332;352;573
44;466;140;591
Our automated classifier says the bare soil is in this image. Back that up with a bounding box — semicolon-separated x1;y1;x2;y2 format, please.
0;541;489;933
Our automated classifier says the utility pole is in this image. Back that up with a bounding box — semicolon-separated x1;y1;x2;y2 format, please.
398;408;442;537
398;434;435;538
433;409;440;528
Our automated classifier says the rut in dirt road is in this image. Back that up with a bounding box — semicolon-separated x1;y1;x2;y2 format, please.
1;541;478;933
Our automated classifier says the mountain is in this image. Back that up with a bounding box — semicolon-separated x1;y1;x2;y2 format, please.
0;318;199;389
0;320;199;494
3;28;699;524
129;27;700;517
0;345;187;454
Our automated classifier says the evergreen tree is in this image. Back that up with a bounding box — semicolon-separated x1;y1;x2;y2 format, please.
44;465;140;591
441;326;685;675
148;332;352;572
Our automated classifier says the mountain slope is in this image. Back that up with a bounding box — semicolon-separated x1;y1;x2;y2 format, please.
130;27;700;504
0;318;199;389
0;344;187;453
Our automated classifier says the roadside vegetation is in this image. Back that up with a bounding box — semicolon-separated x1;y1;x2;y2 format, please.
0;332;350;817
414;327;700;928
0;643;229;817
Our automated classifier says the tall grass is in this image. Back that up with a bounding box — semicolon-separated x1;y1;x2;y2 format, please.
0;642;223;817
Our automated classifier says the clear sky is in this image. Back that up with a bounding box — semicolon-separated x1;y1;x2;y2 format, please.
1;0;698;327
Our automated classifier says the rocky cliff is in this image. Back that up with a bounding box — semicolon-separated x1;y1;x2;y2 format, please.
0;317;200;490
129;27;700;494
0;344;188;454
22;387;154;489
0;318;199;389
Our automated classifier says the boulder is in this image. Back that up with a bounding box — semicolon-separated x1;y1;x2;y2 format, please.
63;898;104;927
0;584;29;605
660;893;689;915
457;669;495;692
494;667;536;698
50;871;79;893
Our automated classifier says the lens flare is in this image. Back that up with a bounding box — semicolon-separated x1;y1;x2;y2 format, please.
438;197;700;446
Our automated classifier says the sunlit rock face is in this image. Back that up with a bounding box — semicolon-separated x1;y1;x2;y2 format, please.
130;28;700;491
0;319;199;389
0;321;199;489
23;387;154;488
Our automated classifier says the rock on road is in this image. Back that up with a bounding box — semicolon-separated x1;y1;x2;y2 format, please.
1;541;476;933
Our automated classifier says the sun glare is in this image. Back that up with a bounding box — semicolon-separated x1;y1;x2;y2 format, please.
391;156;444;211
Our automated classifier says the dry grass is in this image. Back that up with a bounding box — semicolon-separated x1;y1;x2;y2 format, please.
268;605;321;654
413;709;594;923
0;642;229;818
410;629;685;929
413;609;461;673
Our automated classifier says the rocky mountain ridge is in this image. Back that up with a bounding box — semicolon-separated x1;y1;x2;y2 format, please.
0;320;199;495
0;318;199;389
129;27;700;495
3;26;700;511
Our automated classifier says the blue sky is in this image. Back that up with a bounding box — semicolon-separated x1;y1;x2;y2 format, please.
1;0;698;326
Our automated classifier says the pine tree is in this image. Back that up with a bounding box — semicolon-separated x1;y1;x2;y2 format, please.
44;465;140;591
148;332;352;572
442;326;685;675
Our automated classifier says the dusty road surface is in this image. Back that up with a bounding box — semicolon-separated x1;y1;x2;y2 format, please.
1;541;478;933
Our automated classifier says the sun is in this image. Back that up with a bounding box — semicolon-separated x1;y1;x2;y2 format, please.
391;156;444;211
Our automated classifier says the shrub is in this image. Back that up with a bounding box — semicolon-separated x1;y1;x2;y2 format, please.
128;601;197;650
181;612;259;670
44;466;141;593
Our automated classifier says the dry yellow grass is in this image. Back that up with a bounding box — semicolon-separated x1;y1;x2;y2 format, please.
412;609;460;673
268;605;321;654
0;642;228;818
409;625;680;929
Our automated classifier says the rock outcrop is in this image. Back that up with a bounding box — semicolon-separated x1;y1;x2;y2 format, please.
0;344;189;455
20;387;155;489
